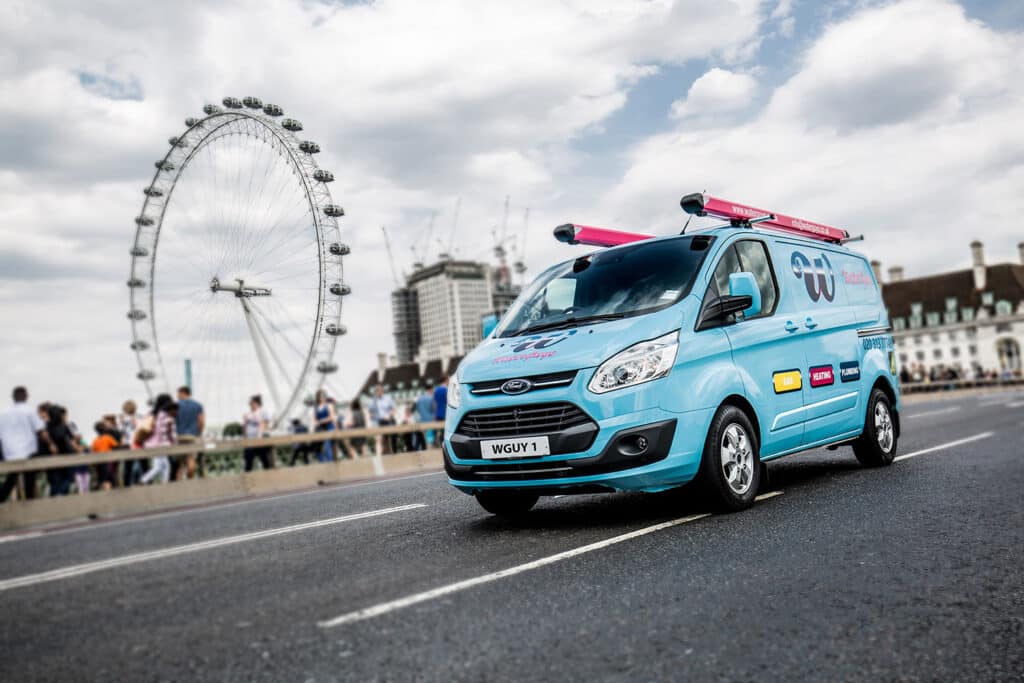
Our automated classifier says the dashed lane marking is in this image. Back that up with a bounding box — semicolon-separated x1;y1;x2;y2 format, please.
893;432;993;463
318;492;784;629
905;406;959;419
0;504;426;592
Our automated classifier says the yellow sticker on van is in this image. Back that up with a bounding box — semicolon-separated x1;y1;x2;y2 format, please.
773;370;803;394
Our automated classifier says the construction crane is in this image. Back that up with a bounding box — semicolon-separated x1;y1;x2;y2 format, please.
513;207;529;280
381;225;401;287
410;211;437;268
442;196;461;258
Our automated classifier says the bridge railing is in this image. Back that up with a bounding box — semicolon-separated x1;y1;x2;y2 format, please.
0;420;447;476
899;377;1024;395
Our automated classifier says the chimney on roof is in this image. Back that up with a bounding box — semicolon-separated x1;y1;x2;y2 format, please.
887;266;904;283
970;240;986;290
870;260;883;283
376;352;388;383
1018;241;1024;265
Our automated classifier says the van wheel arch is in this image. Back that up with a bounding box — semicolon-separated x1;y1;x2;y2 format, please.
719;395;762;450
870;377;900;437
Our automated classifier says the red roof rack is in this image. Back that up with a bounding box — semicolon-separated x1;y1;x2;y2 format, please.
680;193;849;244
553;223;654;248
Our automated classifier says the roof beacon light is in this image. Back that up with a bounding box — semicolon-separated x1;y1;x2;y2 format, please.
680;193;849;244
553;223;654;248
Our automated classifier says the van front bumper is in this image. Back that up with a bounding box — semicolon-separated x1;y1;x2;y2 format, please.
446;406;713;494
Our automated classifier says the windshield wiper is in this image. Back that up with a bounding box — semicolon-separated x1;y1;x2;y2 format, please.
508;313;626;337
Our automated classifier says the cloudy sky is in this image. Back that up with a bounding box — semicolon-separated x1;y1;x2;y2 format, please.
1;0;1022;425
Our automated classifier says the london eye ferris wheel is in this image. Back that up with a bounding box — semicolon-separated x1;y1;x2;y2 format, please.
127;96;350;429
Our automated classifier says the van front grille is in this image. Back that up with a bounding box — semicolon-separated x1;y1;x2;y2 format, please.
455;402;594;439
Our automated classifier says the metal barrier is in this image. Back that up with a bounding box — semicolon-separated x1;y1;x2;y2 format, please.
0;421;446;476
899;378;1024;395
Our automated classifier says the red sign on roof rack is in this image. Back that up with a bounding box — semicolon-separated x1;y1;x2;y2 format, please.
553;223;654;248
680;193;849;244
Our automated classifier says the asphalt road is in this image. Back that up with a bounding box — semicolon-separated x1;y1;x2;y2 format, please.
1;391;1022;682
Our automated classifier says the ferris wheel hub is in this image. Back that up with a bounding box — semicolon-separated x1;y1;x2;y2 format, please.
210;277;271;298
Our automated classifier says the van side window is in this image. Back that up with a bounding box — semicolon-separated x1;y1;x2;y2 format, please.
733;240;778;317
710;245;742;298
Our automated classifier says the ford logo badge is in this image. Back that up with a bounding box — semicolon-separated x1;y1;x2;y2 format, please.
501;379;532;395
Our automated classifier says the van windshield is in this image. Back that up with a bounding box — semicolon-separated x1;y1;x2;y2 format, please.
495;235;714;338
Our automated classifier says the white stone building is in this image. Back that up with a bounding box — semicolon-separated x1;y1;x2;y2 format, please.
876;241;1024;379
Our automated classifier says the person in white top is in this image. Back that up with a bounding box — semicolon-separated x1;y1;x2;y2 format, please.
0;386;57;502
242;394;273;471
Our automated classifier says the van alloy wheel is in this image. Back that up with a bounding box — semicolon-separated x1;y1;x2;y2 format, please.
874;402;894;454
721;423;754;495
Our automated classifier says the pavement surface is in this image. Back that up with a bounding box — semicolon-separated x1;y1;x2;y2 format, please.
1;390;1022;682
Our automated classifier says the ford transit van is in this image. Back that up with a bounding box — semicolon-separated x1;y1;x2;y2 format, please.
444;194;900;516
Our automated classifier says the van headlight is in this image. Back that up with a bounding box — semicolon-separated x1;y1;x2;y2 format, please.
588;331;679;394
447;377;461;410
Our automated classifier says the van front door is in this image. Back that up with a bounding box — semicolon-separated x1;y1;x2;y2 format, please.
704;239;805;457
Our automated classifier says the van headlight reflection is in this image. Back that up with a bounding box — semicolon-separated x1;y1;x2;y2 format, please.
588;331;679;394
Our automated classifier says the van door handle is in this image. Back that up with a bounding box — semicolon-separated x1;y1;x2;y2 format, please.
805;317;818;329
785;321;799;333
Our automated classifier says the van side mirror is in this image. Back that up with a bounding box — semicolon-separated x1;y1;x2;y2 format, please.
696;294;753;331
728;272;762;317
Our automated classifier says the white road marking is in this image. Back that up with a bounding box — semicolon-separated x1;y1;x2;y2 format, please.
905;406;959;419
318;492;784;629
0;504;425;592
1007;401;1024;408
893;432;993;463
0;470;446;544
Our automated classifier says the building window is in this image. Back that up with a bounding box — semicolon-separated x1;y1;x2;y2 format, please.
966;326;978;339
945;297;958;312
933;348;943;359
930;333;940;343
996;300;1013;317
996;338;1022;372
893;317;906;331
944;311;958;325
913;335;922;345
909;315;922;329
981;292;994;306
911;303;923;317
996;323;1012;334
969;345;978;356
948;331;957;341
916;351;926;361
951;347;961;358
899;353;908;363
926;312;940;327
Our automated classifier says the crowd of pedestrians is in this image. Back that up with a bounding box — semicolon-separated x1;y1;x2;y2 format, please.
899;363;1022;385
0;377;451;502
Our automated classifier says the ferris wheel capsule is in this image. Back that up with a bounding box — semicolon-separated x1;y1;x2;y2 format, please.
135;216;154;226
130;340;150;351
168;136;188;147
281;118;303;132
127;278;146;288
137;369;156;381
317;361;339;374
155;160;175;171
325;324;347;336
222;96;243;109
299;140;320;154
263;103;283;117
314;169;334;183
127;309;147;320
202;104;221;115
185;117;201;127
329;283;351;296
130;246;149;257
143;187;163;197
329;242;350;256
323;204;344;217
242;96;263;109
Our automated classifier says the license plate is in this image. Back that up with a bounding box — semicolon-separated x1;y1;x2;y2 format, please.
479;436;550;459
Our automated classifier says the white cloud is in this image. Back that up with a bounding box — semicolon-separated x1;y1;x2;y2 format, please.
0;0;766;424
670;68;759;119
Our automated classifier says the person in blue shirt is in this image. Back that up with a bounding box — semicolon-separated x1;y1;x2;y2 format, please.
432;375;448;446
414;384;436;451
175;386;205;479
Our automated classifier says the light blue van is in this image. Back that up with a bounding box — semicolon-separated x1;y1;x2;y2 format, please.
444;195;900;516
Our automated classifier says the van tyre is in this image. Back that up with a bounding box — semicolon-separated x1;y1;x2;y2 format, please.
696;405;761;512
476;490;539;517
853;388;898;467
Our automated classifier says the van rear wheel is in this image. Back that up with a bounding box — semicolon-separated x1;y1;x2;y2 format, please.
476;490;539;517
853;388;898;467
696;405;761;512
